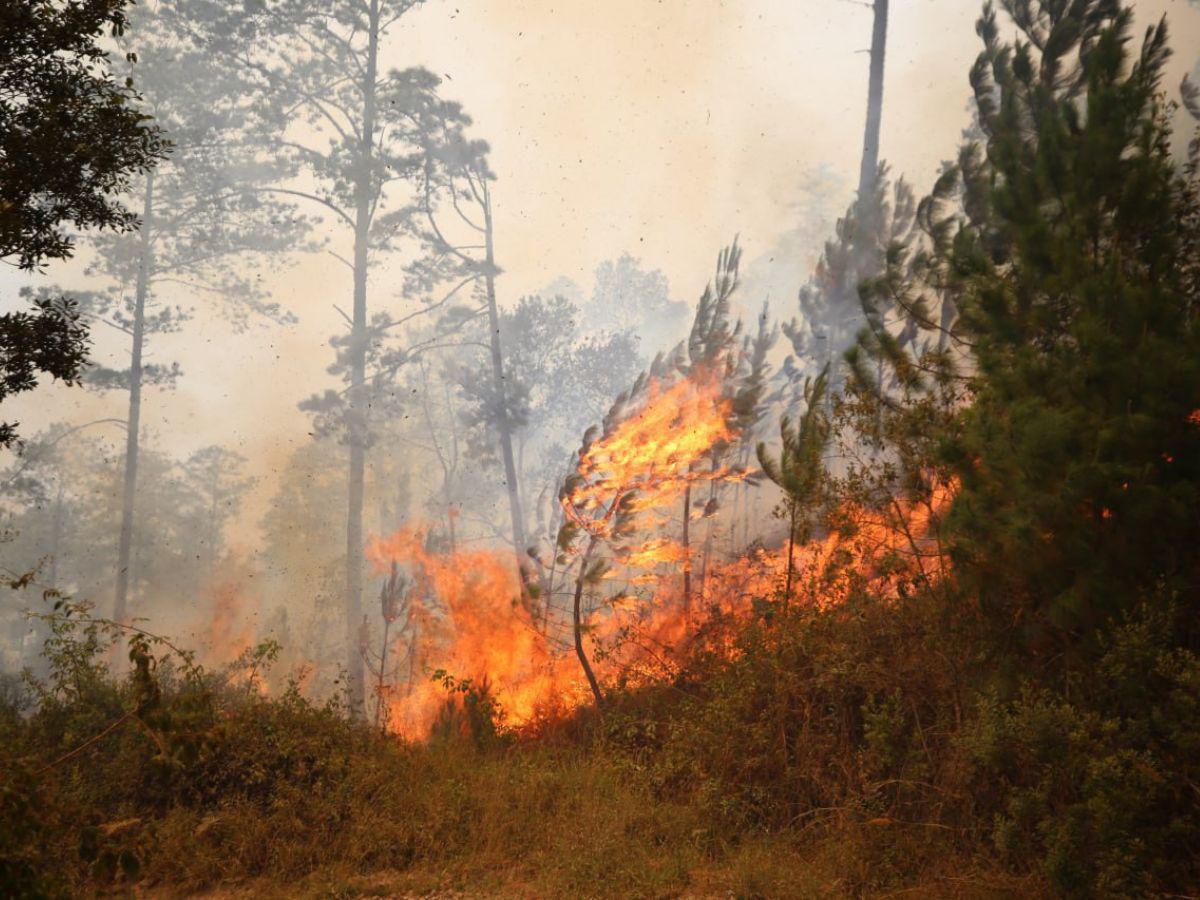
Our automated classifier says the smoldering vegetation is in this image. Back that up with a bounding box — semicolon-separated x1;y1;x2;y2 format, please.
2;0;1200;896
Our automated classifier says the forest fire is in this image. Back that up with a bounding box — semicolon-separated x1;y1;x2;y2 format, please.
191;577;260;669
363;365;955;738
366;525;584;737
568;369;738;524
363;484;953;737
6;0;1197;891
362;368;749;735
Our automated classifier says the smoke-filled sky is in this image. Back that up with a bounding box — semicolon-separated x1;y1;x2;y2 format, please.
4;0;1199;545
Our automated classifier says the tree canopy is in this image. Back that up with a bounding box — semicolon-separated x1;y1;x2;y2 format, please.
0;0;167;449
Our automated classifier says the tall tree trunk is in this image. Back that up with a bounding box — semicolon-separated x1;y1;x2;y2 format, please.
481;183;529;594
113;172;154;623
344;0;380;715
857;0;889;201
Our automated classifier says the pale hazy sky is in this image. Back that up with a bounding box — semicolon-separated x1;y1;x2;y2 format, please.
5;0;1199;542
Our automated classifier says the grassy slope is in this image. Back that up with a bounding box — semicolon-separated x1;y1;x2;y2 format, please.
131;741;1034;899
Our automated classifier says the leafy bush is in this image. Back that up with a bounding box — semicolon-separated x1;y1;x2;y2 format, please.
964;606;1200;895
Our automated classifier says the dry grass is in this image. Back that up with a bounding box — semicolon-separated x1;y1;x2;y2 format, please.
115;741;1025;899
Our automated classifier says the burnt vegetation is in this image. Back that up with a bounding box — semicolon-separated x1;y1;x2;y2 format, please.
2;0;1200;896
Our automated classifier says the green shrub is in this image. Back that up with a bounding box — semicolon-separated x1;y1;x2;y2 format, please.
963;607;1200;896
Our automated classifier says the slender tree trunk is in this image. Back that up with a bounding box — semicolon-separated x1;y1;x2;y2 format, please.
572;537;604;709
839;1;888;407
113;172;154;623
857;0;889;202
481;183;529;593
344;0;380;715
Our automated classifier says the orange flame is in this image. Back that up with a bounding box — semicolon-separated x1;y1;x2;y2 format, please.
563;368;747;578
189;576;259;669
569;370;739;528
366;526;589;738
363;481;953;738
362;366;956;739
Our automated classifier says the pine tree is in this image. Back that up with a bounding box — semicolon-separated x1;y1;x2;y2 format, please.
85;0;302;623
756;367;830;604
678;242;742;615
786;168;917;402
851;0;1200;669
407;99;534;604
191;0;436;712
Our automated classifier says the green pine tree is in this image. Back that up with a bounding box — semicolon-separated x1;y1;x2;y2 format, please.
850;0;1200;670
756;367;830;604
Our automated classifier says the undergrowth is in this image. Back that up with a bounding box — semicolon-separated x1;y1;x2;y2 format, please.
5;590;1196;898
